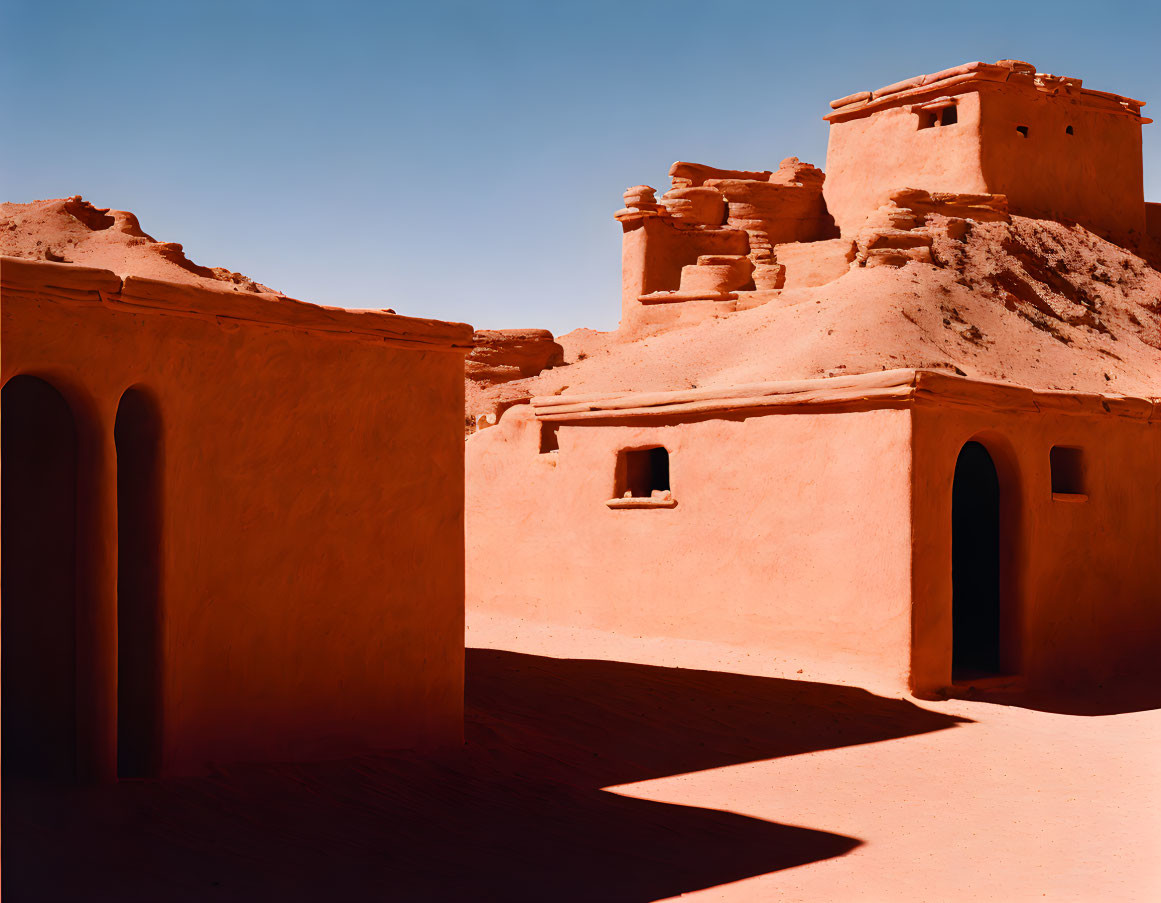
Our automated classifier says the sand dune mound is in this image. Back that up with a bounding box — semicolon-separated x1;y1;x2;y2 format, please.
0;196;278;294
473;216;1160;417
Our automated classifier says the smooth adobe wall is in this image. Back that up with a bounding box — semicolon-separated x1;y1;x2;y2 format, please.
910;401;1161;696
2;258;469;779
467;404;915;690
824;93;986;236
977;89;1146;240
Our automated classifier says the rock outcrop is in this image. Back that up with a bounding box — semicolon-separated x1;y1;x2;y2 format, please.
855;189;1010;268
0;196;279;293
467;329;564;384
465;329;565;434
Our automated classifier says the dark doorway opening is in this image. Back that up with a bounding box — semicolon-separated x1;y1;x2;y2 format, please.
952;441;1002;679
2;376;79;780
115;388;163;779
618;447;670;498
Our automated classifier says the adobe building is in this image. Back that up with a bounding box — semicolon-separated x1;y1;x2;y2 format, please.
614;60;1156;338
824;59;1152;242
2;256;473;781
467;61;1161;700
615;157;844;336
468;372;1160;697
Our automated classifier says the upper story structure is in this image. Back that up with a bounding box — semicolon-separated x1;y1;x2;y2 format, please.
614;60;1155;336
824;59;1151;240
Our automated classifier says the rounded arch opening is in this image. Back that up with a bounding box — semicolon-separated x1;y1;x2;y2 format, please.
951;433;1021;681
2;375;80;779
114;386;164;778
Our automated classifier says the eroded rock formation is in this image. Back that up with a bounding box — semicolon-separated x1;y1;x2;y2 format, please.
0;196;279;293
465;328;565;434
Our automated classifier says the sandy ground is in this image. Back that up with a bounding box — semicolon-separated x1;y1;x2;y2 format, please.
467;613;1161;903
8;612;1158;901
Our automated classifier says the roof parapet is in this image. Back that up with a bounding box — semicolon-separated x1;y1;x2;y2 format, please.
826;60;1150;124
0;256;474;352
529;369;1158;422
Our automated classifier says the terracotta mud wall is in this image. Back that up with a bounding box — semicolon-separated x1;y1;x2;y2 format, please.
467;397;917;691
910;379;1161;696
1;257;472;780
824;61;1150;241
976;88;1145;240
1148;202;1161;243
467;371;1161;697
825;93;987;236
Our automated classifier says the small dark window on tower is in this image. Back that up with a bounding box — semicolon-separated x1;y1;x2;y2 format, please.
1050;446;1085;496
618;447;669;497
918;111;938;130
1016;125;1029;138
540;423;559;454
1065;125;1074;135
941;106;958;126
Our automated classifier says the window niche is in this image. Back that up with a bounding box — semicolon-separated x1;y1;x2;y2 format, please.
1050;446;1086;500
607;446;676;509
1016;125;1030;138
917;105;957;129
539;423;559;454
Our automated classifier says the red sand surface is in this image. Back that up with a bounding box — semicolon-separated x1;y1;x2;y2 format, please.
474;217;1160;423
7;614;1158;901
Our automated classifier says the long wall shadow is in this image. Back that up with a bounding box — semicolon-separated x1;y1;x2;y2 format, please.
5;649;970;903
466;648;972;787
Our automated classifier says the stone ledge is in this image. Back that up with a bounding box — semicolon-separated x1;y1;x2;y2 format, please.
1;256;474;352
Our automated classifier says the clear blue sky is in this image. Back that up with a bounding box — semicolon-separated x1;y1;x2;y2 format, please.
3;0;1158;334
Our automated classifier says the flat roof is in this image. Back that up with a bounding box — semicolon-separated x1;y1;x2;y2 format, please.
825;60;1150;124
1;256;474;352
529;369;1159;423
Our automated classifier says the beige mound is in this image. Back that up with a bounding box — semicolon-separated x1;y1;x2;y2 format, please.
0;196;279;294
474;217;1160;420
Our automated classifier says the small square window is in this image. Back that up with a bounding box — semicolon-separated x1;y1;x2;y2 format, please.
1065;125;1075;135
918;111;938;130
620;446;669;496
1016;125;1029;138
608;446;676;508
1050;446;1085;496
941;106;958;126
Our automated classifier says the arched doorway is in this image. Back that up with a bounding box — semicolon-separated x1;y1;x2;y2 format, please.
952;441;1002;680
2;376;79;779
115;388;163;778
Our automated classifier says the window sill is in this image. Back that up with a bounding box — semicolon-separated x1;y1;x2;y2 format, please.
1051;492;1088;503
606;497;678;510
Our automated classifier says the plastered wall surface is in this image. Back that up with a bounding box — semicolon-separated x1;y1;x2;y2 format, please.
910;403;1161;695
824;61;1149;241
467;404;916;690
977;89;1145;239
468;370;1160;698
825;93;987;236
2;257;470;779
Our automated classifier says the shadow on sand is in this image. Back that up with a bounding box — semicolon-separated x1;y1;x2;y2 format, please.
5;649;970;902
939;678;1161;716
